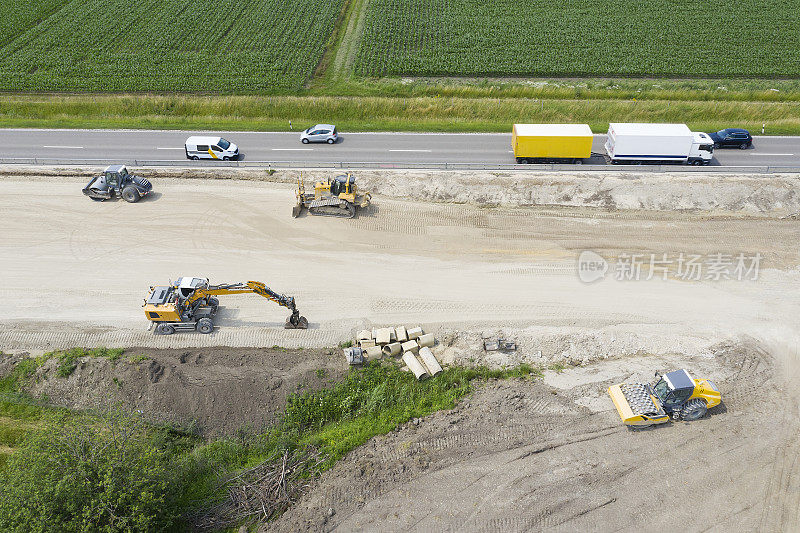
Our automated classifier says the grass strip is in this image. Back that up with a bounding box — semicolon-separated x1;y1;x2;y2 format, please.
2;94;799;134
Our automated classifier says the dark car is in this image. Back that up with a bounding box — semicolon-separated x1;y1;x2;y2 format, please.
707;128;752;149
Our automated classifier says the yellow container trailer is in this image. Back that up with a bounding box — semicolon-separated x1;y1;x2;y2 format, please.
512;123;594;164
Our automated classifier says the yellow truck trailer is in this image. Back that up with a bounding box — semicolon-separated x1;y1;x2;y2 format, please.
512;123;593;164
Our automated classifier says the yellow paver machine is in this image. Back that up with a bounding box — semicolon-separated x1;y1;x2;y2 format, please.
608;369;721;427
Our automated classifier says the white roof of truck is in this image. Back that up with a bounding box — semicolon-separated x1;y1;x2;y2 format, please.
514;124;593;136
608;123;691;136
185;136;223;144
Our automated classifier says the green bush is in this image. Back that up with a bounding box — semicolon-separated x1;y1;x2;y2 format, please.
0;410;185;532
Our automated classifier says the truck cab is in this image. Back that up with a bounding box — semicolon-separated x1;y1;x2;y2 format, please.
688;132;715;166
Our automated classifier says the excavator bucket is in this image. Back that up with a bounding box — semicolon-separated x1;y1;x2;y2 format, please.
292;204;302;218
285;314;308;329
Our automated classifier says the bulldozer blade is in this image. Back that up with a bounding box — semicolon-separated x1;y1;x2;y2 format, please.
291;204;302;218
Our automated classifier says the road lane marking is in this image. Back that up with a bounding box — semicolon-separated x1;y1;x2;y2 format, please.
750;153;794;156
272;148;313;151
43;145;83;149
389;149;432;152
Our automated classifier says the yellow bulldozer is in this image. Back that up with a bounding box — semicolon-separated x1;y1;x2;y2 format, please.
292;173;371;218
143;277;307;335
608;369;721;428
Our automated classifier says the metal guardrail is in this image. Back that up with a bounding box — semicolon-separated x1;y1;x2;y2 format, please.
1;157;800;173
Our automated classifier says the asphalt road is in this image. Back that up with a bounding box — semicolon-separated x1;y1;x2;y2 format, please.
2;129;800;167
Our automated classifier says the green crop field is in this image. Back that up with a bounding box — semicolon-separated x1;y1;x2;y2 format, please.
354;0;800;78
0;0;344;92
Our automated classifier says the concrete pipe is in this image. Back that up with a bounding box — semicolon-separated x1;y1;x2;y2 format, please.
383;342;402;356
360;339;376;349
417;333;435;348
401;340;419;353
395;326;408;342
402;352;429;380
375;328;392;345
365;345;383;359
407;327;423;340
390;329;397;341
418;347;442;376
357;329;372;341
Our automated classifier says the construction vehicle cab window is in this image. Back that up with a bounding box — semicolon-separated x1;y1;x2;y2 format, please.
143;277;307;335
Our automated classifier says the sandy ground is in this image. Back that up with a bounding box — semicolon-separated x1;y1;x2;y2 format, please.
5;165;800;214
2;171;800;531
1;175;798;366
271;341;800;533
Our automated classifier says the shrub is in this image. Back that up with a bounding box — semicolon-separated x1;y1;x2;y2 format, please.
0;410;185;532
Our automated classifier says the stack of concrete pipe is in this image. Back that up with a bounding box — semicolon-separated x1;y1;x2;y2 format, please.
350;325;442;379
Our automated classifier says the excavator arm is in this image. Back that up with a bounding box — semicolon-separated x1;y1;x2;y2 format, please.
184;281;307;329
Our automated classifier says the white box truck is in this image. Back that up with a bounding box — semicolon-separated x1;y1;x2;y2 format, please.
605;123;714;165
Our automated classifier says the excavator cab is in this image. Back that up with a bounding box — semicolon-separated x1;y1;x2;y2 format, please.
176;277;208;298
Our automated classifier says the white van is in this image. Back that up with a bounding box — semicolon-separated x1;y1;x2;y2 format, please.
184;136;239;160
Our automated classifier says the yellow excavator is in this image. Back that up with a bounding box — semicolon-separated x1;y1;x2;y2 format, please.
143;277;307;334
292;173;371;218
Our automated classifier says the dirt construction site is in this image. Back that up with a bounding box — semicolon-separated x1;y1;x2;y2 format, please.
2;166;800;531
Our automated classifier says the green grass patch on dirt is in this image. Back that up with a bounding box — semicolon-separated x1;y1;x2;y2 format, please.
51;347;124;378
183;362;541;508
0;355;53;467
0;350;543;529
0;347;123;461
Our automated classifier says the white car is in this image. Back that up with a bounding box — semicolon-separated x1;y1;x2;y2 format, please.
184;136;239;160
300;124;338;144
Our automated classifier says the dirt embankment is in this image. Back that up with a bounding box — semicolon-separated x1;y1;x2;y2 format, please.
5;347;344;437
270;340;800;533
3;165;800;215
